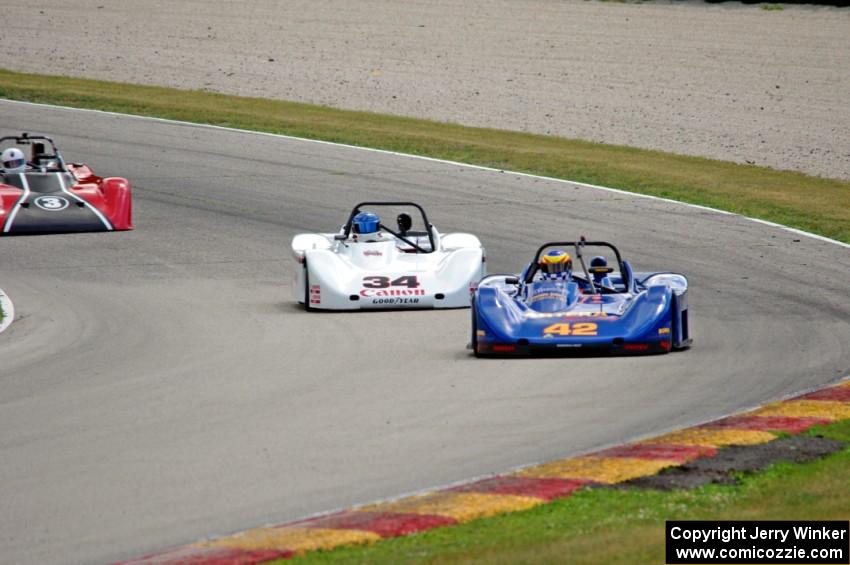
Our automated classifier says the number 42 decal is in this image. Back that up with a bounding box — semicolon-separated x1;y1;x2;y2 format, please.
362;275;420;289
543;322;598;336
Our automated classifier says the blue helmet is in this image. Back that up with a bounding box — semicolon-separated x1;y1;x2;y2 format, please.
352;211;380;235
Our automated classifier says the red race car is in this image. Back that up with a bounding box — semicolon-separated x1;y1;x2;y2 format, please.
1;133;132;235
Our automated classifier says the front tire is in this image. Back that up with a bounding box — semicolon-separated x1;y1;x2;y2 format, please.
303;260;313;312
471;299;481;358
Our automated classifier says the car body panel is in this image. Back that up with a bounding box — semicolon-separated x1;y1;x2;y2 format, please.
0;134;132;235
471;241;691;355
291;202;485;310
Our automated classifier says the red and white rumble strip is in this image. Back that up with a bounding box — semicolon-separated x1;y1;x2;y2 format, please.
119;379;850;564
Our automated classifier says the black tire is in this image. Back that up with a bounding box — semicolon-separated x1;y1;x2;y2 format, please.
303;259;312;312
471;300;481;357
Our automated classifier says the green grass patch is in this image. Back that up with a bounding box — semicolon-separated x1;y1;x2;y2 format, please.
284;420;850;564
1;68;848;243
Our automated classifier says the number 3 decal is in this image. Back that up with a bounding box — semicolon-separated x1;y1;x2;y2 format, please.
33;195;70;211
543;322;598;336
362;276;389;289
362;275;420;289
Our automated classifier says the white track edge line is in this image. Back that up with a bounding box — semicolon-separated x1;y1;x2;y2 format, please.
3;98;848;249
0;287;14;334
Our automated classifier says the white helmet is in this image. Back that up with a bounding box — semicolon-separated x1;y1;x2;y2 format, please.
2;148;26;172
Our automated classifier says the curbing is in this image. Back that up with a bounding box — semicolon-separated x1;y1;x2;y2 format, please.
118;378;850;564
0;287;14;334
3;98;849;562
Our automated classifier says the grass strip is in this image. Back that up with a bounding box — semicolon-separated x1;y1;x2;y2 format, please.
283;420;850;564
1;68;848;243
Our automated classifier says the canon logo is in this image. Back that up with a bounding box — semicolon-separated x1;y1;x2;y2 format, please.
360;288;426;297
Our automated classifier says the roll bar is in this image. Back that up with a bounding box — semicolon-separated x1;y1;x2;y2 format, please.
0;133;69;172
337;201;437;253
523;239;629;289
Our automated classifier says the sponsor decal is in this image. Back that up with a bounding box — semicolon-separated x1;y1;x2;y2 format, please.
543;322;599;336
370;297;421;305
529;292;566;303
659;327;671;335
529;282;566;304
579;294;614;304
360;288;426;297
476;330;486;337
564;311;610;318
362;275;420;289
363;250;383;257
33;195;70;211
310;284;321;305
361;275;427;302
526;311;615;319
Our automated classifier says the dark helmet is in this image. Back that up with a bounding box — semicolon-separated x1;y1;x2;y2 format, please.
590;255;609;282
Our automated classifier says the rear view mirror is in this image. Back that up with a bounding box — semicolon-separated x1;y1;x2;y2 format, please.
505;276;520;285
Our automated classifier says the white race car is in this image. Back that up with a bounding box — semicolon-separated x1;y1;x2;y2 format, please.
291;202;486;310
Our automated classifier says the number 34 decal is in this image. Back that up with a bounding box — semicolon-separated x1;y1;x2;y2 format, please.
362;275;420;289
543;322;598;336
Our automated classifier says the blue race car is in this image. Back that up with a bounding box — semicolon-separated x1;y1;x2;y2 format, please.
470;239;691;356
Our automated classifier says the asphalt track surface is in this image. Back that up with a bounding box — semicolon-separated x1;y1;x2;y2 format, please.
1;101;848;565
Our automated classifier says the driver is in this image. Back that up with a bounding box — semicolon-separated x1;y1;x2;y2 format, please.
590;255;608;284
352;211;382;242
539;250;572;281
1;148;27;173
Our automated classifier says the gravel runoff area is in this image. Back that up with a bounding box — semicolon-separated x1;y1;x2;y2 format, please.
1;1;849;180
619;436;846;491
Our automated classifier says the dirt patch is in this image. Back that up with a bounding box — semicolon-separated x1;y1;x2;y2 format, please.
616;436;845;490
1;1;848;179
